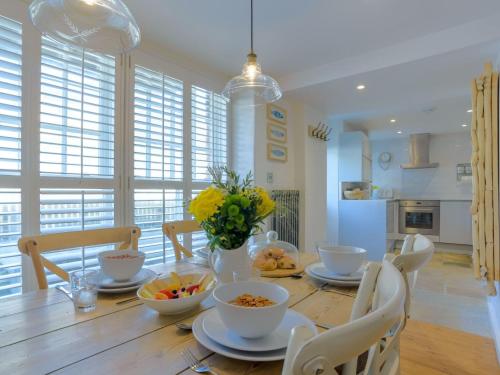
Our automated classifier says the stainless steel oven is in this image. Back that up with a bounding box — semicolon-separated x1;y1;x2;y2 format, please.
399;200;440;236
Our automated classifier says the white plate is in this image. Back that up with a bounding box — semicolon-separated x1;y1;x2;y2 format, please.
97;271;156;294
193;310;294;362
305;264;361;286
98;268;157;289
309;262;363;281
202;308;316;352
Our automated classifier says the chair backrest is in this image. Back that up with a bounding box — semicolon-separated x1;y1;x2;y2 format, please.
282;260;406;375
162;220;200;261
388;233;434;319
18;226;141;289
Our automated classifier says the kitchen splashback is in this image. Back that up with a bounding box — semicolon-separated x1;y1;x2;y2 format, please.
371;132;472;200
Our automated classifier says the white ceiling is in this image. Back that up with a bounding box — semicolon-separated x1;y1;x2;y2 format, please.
124;0;500;77
286;41;500;137
124;0;500;137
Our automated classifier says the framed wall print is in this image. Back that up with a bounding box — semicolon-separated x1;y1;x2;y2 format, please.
267;123;287;143
267;143;288;162
267;103;287;124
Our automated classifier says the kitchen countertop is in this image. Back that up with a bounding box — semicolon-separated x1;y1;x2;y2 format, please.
398;198;472;201
345;198;472;202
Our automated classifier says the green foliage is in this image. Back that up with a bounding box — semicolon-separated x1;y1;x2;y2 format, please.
199;167;274;251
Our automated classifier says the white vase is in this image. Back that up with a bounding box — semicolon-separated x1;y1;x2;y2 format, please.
208;241;252;284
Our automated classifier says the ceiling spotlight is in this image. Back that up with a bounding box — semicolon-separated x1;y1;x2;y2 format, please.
467;109;473;113
461;124;468;128
396;130;402;134
390;119;396;123
356;84;366;91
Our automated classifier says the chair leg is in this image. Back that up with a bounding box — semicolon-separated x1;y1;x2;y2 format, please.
28;242;48;289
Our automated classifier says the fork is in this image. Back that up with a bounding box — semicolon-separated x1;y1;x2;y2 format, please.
55;285;73;301
182;349;218;375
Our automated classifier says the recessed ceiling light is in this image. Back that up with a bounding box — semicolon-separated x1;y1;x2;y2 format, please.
396;130;402;134
356;84;366;91
461;124;468;127
390;119;396;123
467;109;473;113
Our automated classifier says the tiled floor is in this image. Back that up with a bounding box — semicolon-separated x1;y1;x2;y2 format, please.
410;250;492;337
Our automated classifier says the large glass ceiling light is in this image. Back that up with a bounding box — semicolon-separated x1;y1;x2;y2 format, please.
222;0;282;106
29;0;140;54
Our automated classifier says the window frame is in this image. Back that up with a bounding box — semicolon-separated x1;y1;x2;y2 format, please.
124;51;230;261
0;2;230;296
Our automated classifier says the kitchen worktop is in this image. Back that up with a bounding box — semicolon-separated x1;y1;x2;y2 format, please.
398;197;472;201
344;198;472;202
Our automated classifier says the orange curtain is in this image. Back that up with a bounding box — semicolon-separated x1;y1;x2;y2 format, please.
471;62;500;294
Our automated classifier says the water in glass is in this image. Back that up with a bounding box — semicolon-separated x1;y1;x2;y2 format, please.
70;270;98;312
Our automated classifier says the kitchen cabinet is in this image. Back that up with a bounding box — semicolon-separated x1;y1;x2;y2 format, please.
339;131;372;182
439;201;473;245
339;199;388;261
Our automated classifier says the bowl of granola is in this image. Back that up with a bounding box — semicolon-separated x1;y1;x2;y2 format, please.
213;280;289;338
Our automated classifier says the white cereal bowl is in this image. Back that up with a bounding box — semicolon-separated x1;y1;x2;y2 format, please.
213;280;289;339
98;249;145;281
138;273;214;315
318;245;367;275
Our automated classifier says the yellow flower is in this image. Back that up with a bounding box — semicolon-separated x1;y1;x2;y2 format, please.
254;187;275;217
189;186;225;223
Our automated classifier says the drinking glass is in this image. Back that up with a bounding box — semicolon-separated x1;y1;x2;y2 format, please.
70;270;98;312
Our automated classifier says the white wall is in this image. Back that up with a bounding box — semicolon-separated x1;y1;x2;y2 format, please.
254;100;296;189
231;98;329;252
371;132;472;200
298;104;328;252
326;119;344;245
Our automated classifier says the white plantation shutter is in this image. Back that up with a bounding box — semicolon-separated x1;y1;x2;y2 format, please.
0;6;232;297
36;36;117;288
0;16;22;176
40;37;115;178
134;189;183;264
0;15;22;298
0;189;21;298
191;86;228;182
191;190;209;253
134;66;183;181
40;189;115;286
133;65;184;263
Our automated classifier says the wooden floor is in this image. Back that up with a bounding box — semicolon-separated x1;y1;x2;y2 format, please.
400;319;500;375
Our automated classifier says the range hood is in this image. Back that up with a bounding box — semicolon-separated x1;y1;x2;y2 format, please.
400;133;439;169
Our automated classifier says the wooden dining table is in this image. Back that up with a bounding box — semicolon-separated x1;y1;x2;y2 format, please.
0;253;358;375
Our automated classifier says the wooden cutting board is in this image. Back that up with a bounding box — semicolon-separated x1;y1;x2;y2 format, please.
259;263;305;278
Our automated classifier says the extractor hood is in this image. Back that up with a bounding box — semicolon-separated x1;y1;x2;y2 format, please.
400;133;439;169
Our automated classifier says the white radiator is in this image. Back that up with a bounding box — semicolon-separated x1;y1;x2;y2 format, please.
271;190;300;248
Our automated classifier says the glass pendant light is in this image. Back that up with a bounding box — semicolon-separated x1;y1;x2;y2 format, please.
29;0;140;54
222;0;282;106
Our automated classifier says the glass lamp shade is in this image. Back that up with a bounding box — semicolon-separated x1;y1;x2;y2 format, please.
29;0;141;54
222;54;282;106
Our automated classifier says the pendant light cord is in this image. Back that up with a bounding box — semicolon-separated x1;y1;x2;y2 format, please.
250;0;254;54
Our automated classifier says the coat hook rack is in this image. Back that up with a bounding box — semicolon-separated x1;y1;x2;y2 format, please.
308;122;331;141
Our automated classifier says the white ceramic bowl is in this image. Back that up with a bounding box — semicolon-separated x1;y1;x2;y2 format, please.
318;245;367;275
213;280;289;338
138;273;214;315
98;249;145;281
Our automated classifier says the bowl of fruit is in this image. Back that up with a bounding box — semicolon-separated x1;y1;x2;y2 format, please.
138;272;215;315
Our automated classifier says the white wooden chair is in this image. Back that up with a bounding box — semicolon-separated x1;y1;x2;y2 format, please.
282;260;406;375
162;220;200;261
384;233;434;319
18;227;141;289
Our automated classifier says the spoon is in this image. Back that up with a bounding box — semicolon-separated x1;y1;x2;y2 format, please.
175;322;193;331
